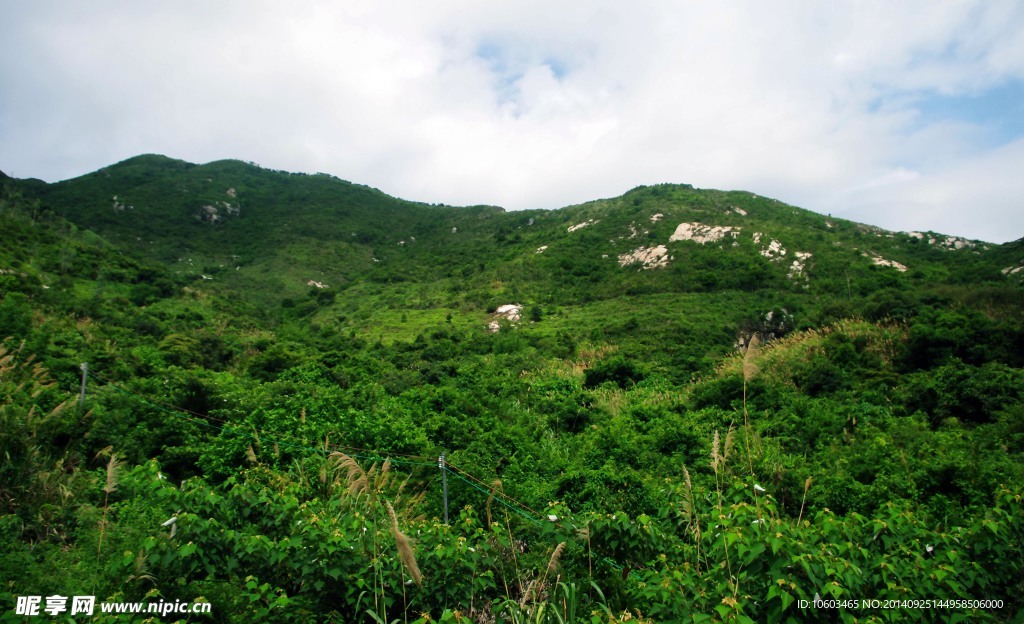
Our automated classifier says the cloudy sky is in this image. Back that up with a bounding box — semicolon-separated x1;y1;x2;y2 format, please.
2;1;1023;242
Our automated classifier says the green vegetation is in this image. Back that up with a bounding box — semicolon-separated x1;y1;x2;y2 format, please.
1;158;1023;622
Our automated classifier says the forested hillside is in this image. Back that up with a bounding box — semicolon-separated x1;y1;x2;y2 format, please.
2;156;1022;622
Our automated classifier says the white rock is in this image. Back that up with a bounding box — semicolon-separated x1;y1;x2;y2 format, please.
618;245;669;270
488;304;524;332
669;222;738;244
788;252;812;279
494;304;523;320
864;252;908;272
568;219;598;233
760;239;787;260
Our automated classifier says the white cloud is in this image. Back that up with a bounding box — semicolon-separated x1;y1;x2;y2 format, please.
1;0;1022;241
831;137;1024;242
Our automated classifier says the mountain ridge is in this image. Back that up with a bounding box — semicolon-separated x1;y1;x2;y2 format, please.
22;153;1013;242
14;153;1014;256
6;154;1020;336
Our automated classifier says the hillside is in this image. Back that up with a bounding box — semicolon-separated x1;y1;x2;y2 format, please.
32;156;1013;307
19;156;1023;359
2;157;1023;622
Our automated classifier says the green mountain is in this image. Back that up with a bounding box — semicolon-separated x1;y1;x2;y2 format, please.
2;156;1023;622
32;154;1017;306
20;154;1024;374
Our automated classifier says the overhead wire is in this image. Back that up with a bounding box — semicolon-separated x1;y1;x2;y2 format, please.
87;365;633;576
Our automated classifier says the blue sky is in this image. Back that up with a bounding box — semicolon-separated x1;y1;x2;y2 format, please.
1;0;1022;242
914;80;1024;147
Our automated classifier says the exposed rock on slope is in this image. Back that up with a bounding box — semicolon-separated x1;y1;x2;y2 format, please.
567;219;598;233
618;245;669;270
864;252;908;272
907;232;979;250
759;237;786;260
669;222;739;245
488;304;523;332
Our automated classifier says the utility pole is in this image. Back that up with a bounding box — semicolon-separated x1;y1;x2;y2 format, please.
79;362;88;413
439;451;448;524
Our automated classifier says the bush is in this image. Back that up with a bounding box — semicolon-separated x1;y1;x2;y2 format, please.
583;356;645;389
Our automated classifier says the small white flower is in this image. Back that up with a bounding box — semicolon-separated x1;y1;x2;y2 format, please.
753;484;766;493
547;515;558;522
926;544;934;553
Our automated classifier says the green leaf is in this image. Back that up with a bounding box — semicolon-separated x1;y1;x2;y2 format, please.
780;590;793;612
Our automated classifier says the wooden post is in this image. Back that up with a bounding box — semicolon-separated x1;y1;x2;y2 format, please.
439;451;448;525
79;362;88;412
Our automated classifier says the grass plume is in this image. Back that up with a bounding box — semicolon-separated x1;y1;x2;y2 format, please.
386;500;422;587
96;447;122;564
103;451;121;495
680;465;702;573
743;333;761;383
798;477;813;525
330;452;369;497
546;541;566;578
711;430;721;473
486;478;502;527
742;333;760;477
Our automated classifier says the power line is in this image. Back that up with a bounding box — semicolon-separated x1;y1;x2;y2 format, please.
86;365;633;576
89;370;559;525
444;460;544;522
